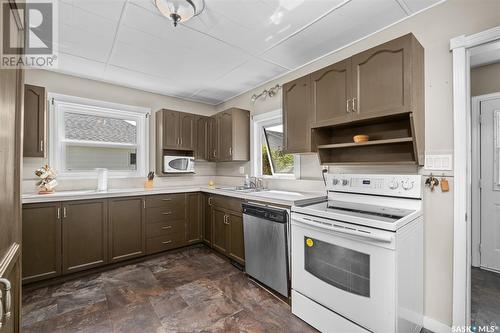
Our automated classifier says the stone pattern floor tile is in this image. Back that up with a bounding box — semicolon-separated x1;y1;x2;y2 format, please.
471;267;500;328
22;246;317;333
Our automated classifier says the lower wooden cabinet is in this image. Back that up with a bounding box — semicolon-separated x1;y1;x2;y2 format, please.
108;196;146;263
208;195;245;265
186;193;203;244
62;199;108;274
227;212;245;265
22;202;62;283
22;192;243;284
202;194;212;246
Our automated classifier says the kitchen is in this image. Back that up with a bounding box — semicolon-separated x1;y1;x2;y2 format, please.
1;1;500;333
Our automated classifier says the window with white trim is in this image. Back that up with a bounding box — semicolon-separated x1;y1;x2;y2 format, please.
253;110;299;179
49;94;150;178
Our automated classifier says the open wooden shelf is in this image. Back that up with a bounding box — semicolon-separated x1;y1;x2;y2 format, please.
317;137;413;150
312;113;418;165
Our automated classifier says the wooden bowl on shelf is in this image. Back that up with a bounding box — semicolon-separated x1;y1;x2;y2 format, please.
353;135;369;143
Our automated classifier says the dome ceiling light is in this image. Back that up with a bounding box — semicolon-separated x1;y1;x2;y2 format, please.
155;0;205;27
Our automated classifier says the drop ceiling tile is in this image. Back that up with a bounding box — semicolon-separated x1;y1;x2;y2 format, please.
187;0;347;55
261;0;407;69
54;52;106;78
59;2;118;36
61;0;126;22
400;0;442;13
59;23;115;62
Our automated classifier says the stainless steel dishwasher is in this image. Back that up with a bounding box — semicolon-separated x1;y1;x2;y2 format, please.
242;202;289;297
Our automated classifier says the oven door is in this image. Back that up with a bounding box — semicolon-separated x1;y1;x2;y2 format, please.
291;213;396;333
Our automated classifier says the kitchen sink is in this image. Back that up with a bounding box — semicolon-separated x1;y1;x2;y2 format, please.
215;186;269;193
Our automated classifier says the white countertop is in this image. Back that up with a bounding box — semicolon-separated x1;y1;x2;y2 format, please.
22;186;326;207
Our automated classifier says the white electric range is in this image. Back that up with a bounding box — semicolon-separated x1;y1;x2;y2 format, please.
291;174;423;333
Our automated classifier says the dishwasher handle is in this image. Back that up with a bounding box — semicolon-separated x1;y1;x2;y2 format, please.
242;203;288;224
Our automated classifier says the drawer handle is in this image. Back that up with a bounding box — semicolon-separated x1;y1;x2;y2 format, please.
162;240;172;245
162;212;172;215
161;199;172;201
161;225;172;229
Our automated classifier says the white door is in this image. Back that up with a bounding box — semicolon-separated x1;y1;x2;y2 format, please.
480;97;500;271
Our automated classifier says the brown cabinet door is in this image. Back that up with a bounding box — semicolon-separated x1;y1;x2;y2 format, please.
179;113;195;150
23;84;46;157
22;203;62;283
108;196;145;263
227;212;245;265
311;59;353;126
351;35;412;119
218;111;233;161
195;116;207;160
186;193;202;244
207;116;218;161
203;195;212;246
212;208;228;255
62;200;108;274
162;110;180;149
283;76;313;153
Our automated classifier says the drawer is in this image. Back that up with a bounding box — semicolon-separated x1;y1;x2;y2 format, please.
147;220;185;238
146;205;185;223
146;193;186;209
210;194;243;213
146;233;185;254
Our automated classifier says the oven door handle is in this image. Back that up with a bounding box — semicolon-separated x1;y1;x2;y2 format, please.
293;216;393;243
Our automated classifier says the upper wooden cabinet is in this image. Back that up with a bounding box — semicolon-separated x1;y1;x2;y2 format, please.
283;33;424;164
311;59;353;127
159;109;195;150
217;108;250;162
283;76;312;154
179;113;195;150
351;34;423;120
195;116;208;160
23;84;46;157
206;116;218;161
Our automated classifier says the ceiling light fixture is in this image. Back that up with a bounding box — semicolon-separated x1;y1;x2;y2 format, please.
251;84;281;102
155;0;205;27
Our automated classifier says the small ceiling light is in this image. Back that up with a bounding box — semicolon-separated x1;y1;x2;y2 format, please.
155;0;205;27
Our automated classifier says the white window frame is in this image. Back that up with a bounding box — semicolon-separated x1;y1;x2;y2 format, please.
48;93;150;179
251;110;300;179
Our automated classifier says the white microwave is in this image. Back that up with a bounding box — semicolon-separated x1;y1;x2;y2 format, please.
163;156;195;173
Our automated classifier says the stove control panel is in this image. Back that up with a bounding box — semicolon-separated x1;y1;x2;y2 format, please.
327;174;422;199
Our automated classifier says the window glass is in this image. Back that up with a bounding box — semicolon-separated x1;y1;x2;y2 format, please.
65;146;137;171
262;123;294;175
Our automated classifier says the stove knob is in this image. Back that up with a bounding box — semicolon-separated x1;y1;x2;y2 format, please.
332;178;339;186
402;179;414;191
388;180;399;190
342;179;349;186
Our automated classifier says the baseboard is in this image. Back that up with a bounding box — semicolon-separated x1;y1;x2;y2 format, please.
423;316;451;333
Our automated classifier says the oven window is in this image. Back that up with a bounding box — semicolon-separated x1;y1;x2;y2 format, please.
304;237;370;297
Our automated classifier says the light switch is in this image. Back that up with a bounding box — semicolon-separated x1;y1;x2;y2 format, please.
239;166;245;174
425;154;453;171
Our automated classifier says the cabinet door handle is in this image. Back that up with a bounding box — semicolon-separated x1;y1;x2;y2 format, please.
143;200;146;209
57;207;61;219
161;225;172;230
352;97;357;113
0;278;12;324
346;99;350;113
161;198;172;201
229;147;232;156
40;140;44;152
162;240;172;245
208;197;212;206
63;207;67;218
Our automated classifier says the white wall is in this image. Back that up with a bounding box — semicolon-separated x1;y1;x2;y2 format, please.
23;69;217;186
471;61;500;96
215;0;500;327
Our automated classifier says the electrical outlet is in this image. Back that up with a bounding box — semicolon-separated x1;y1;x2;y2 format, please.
425;154;453;171
239;166;245;175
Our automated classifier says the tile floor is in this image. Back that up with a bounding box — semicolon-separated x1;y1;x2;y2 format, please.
471;267;500;327
22;246;317;332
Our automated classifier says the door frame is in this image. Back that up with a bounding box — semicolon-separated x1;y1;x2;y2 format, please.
450;25;500;328
471;92;500;269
